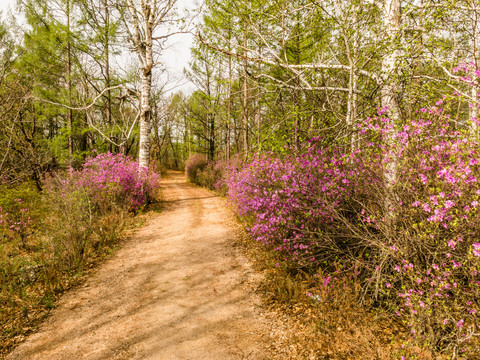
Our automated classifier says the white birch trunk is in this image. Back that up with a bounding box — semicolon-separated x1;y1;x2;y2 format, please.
380;0;402;221
124;0;176;169
347;3;359;152
243;31;249;158
470;82;479;135
381;0;401;190
470;31;479;136
139;69;152;168
381;0;401;123
347;63;358;151
226;54;232;160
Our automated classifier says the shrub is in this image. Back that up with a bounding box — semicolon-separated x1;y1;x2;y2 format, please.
44;152;162;267
0;153;162;354
224;90;480;356
73;151;162;212
0;183;43;249
197;160;229;192
0;199;33;249
185;154;208;184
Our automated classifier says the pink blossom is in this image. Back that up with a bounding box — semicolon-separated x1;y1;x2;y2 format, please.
419;173;428;184
444;200;455;209
448;240;456;249
473;243;480;257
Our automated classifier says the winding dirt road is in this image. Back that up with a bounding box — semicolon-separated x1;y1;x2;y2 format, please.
6;172;275;360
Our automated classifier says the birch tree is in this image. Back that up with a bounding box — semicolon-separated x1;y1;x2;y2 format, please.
379;0;401;204
122;0;177;168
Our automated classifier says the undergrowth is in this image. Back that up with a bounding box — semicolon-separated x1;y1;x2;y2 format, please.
237;224;442;360
0;152;162;356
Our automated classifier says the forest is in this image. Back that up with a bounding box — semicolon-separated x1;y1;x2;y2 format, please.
1;0;480;358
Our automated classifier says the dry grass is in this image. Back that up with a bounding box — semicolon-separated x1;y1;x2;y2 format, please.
233;221;445;360
0;208;150;357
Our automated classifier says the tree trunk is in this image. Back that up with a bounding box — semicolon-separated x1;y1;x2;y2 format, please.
139;68;152;168
104;0;113;152
470;75;479;137
381;0;401;122
348;6;358;152
243;30;248;158
209;115;215;161
66;0;73;163
293;12;300;148
470;13;479;136
381;0;402;220
226;25;232;160
124;0;176;168
226;74;231;160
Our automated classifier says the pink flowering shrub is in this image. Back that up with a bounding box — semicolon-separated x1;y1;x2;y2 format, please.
363;108;480;355
46;152;161;214
197;159;238;194
44;152;161;267
0;199;33;248
185;154;229;192
185;154;208;184
225;81;480;355
71;152;162;212
225;143;377;266
196;161;223;190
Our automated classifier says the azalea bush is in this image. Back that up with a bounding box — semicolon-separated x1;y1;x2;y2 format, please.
361;108;480;356
0;183;44;249
225;85;480;356
71;151;162;212
185;154;208;184
187;155;238;194
225;141;376;266
0;152;162;353
0;199;33;249
197;160;235;194
44;152;162;267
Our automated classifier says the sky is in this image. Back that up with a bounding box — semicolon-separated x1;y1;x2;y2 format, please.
0;0;13;13
0;0;196;95
158;0;197;94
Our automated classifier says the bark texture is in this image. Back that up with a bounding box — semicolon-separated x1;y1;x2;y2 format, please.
124;0;176;168
381;0;402;189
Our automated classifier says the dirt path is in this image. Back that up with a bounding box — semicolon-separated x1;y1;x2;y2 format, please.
6;172;276;360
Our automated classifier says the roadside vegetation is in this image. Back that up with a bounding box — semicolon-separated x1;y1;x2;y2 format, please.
0;153;161;355
186;78;480;357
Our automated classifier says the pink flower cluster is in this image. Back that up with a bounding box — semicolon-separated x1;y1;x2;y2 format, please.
0;198;32;245
61;152;161;212
224;81;480;354
225;144;376;265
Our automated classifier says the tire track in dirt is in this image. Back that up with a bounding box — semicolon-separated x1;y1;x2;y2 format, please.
6;171;275;360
